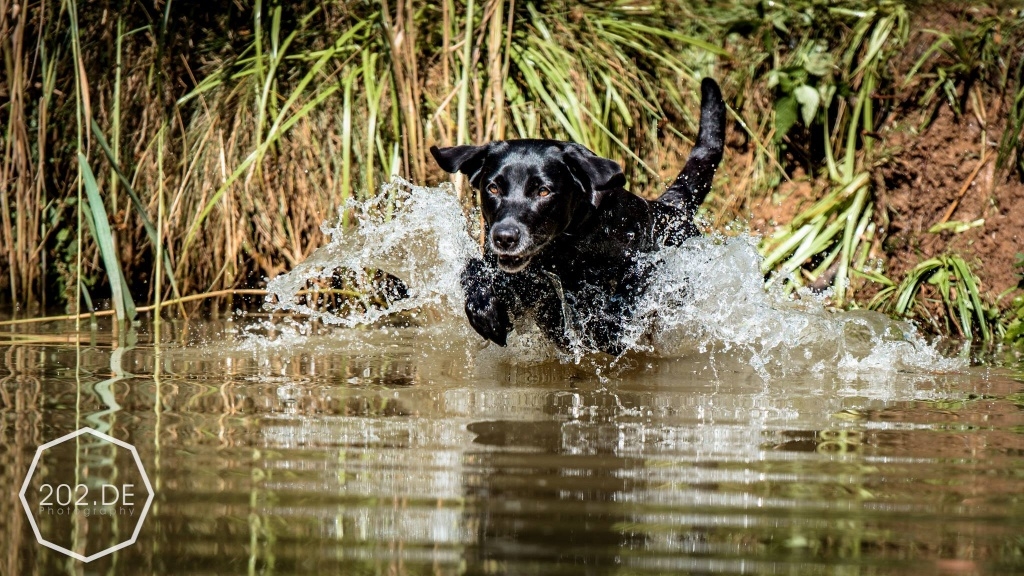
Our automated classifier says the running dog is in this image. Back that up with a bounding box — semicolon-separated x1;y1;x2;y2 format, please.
431;78;726;354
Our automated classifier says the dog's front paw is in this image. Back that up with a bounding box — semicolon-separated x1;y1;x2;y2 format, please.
465;289;512;346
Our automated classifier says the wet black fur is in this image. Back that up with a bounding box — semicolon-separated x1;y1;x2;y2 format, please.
431;78;726;355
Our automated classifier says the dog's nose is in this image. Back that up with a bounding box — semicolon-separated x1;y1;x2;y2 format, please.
492;227;520;251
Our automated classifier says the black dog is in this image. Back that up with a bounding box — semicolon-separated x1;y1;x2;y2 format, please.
430;78;726;355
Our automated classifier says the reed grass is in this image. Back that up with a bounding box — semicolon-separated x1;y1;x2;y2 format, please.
0;0;1022;342
0;289;269;327
867;255;1000;341
79;153;135;322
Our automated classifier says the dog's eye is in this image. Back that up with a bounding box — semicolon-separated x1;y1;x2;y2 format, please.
538;186;551;197
487;184;501;196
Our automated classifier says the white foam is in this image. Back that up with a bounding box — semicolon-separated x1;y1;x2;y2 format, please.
634;235;964;376
258;179;965;376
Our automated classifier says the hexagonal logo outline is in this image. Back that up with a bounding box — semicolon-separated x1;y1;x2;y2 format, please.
18;427;155;563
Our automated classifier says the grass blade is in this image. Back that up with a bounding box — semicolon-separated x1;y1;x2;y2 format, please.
79;153;136;322
91;118;181;299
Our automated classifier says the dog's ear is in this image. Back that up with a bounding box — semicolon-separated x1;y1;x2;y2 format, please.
430;144;489;186
563;144;626;208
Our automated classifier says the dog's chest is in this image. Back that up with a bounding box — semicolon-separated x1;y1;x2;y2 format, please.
519;249;648;352
532;242;640;299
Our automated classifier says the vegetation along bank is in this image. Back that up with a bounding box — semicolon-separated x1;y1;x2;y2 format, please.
0;0;1022;347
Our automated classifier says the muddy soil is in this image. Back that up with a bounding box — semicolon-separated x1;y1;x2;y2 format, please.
741;5;1024;318
879;103;1024;298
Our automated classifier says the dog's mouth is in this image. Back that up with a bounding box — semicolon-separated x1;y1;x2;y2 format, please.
497;253;532;273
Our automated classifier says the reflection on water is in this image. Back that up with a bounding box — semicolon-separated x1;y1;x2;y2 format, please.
1;319;1023;575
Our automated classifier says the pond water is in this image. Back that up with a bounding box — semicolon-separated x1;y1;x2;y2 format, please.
1;320;1023;575
2;180;1023;574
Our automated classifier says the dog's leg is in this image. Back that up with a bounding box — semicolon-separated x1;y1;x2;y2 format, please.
586;259;655;356
658;78;726;218
461;257;515;346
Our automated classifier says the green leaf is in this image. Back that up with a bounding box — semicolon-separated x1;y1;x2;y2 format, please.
794;84;821;125
92;119;180;300
927;219;984;234
775;95;798;142
79;153;136;322
802;47;833;77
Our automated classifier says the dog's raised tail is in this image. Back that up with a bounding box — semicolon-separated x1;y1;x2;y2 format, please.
658;78;726;218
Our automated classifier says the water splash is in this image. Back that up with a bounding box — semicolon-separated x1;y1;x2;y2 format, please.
265;178;479;327
260;178;964;375
633;235;964;376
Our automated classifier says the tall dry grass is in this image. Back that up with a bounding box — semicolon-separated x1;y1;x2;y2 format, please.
0;0;718;312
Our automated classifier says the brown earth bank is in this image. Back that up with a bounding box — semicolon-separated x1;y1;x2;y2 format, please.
879;104;1024;298
740;4;1024;327
747;98;1024;299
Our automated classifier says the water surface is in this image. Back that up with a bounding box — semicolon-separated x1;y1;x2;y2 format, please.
1;319;1023;575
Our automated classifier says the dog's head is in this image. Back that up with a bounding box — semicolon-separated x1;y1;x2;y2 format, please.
431;140;625;273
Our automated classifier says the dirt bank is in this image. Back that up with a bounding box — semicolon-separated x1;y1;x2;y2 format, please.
741;4;1024;327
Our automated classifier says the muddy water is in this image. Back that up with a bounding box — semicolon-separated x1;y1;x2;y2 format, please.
1;319;1023;575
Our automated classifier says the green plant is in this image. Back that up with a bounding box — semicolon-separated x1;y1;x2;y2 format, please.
904;18;1002;117
79;154;136;322
0;0;1021;346
3;0;737;311
869;255;1000;341
505;2;726;174
760;172;874;302
997;60;1024;178
1003;254;1024;345
903;11;1024;178
755;3;908;304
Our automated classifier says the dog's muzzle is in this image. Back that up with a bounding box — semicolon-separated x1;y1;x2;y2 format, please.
496;253;531;273
490;221;533;273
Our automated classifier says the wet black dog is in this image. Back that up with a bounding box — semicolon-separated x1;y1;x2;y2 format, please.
431;78;726;354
